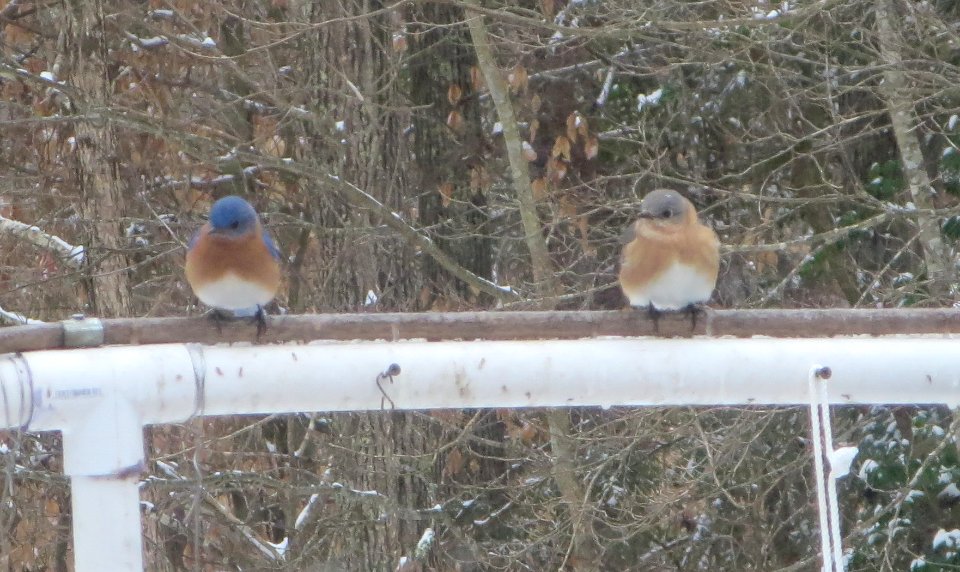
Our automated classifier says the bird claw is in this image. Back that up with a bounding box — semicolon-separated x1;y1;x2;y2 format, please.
204;309;228;334
254;305;268;339
683;303;706;331
203;307;267;340
646;303;662;334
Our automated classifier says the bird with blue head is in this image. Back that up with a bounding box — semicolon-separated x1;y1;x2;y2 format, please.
185;195;281;335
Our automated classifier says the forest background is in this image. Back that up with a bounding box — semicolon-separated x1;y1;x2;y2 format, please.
0;0;958;570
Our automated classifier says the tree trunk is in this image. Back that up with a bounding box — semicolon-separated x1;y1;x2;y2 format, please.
875;0;955;299
67;0;132;318
410;3;494;308
466;7;600;571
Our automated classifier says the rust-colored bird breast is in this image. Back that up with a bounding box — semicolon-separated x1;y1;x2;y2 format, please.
618;214;720;300
185;224;281;293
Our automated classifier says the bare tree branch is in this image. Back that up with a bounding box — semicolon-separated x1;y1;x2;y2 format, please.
0;214;84;268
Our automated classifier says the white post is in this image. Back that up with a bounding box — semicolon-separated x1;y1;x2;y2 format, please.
19;344;199;572
819;375;845;570
60;394;149;572
70;475;144;570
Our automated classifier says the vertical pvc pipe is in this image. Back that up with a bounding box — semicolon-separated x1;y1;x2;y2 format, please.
70;475;144;571
60;395;147;572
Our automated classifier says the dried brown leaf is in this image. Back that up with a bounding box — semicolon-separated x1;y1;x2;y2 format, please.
552;135;572;161
508;64;528;94
443;448;466;479
541;0;555;18
566;112;579;143
547;157;568;183
447;84;462;106
522;141;538;162
531;177;548;201
470;65;485;91
584;136;599;160
439;182;454;207
446;110;463;132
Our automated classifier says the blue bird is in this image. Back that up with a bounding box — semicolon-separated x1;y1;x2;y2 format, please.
185;196;281;333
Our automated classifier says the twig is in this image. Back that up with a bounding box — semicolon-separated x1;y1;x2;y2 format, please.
595;65;616;108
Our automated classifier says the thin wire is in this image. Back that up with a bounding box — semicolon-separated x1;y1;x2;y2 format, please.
808;366;833;572
819;377;845;569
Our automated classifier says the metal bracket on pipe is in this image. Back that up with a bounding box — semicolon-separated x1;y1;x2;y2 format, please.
62;315;104;348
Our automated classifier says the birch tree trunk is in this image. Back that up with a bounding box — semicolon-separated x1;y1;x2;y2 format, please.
465;7;600;571
875;0;956;299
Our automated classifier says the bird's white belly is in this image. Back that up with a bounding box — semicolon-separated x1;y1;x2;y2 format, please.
193;273;275;316
623;261;715;310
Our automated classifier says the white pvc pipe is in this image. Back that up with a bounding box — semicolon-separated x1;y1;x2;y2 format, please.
0;354;33;428
195;337;960;413
11;345;198;572
70;475;143;570
2;338;959;431
819;377;845;571
1;337;959;572
24;344;198;433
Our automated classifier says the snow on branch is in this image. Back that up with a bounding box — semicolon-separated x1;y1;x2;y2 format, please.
0;215;84;268
595;65;616;108
124;31;216;52
152;166;262;191
0;305;43;326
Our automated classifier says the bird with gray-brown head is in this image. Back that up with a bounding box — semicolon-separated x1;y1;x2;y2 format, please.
618;189;720;325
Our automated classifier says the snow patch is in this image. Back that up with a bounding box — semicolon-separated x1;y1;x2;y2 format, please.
829;446;859;479
858;459;879;480
933;528;960;550
295;494;320;530
938;483;960;501
636;88;664;112
268;537;288;558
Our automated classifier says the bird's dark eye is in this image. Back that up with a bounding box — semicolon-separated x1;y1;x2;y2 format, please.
230;220;240;229
660;209;672;218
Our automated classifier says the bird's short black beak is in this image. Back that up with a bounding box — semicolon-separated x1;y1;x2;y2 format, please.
637;211;655;219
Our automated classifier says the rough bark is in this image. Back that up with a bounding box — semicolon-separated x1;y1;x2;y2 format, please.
67;0;132;318
411;3;494;308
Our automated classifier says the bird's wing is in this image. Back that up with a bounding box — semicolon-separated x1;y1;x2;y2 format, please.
261;229;282;261
618;221;638;245
187;226;204;250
